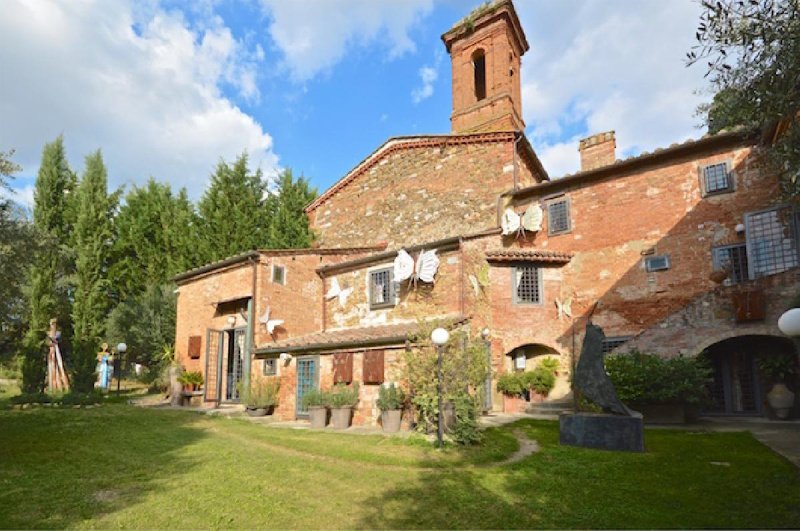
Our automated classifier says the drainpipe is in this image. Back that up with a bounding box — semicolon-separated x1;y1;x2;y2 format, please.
459;237;465;317
512;132;523;190
243;256;257;392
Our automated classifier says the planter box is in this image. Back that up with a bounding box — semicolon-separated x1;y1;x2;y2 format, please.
308;406;327;429
330;406;352;429
381;409;402;433
632;403;694;424
503;394;527;413
246;405;275;417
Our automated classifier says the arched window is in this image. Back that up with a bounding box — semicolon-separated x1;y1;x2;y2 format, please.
472;49;486;101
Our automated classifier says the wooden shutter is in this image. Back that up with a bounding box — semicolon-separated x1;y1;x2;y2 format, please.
363;349;384;384
333;352;353;384
188;336;202;359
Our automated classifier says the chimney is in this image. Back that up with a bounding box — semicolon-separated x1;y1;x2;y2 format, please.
578;131;616;171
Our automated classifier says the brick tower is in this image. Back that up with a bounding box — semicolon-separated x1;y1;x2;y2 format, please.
441;0;529;134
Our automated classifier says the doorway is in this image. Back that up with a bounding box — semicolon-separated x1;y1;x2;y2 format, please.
223;328;247;401
295;356;319;418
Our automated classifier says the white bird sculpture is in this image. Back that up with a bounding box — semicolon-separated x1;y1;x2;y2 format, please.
259;306;284;335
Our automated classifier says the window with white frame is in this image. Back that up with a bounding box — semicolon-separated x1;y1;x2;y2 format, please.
745;205;799;278
513;265;542;305
263;358;277;376
702;162;734;195
712;244;749;285
272;264;286;285
547;197;571;235
369;267;395;309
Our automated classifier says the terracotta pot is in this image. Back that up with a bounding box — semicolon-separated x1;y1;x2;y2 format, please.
330;406;352;429
381;409;402;433
767;383;795;419
308;406;327;428
503;394;526;413
246;405;274;417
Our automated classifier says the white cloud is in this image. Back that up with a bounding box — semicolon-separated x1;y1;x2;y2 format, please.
514;1;708;177
0;184;35;211
260;0;433;82
0;0;277;198
412;66;439;103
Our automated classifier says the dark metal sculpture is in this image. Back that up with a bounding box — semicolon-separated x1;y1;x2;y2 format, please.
573;322;637;416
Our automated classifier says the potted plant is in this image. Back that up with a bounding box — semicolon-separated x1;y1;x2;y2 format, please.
177;370;203;393
301;389;329;428
758;352;797;419
523;366;557;402
377;383;405;433
497;372;527;413
238;377;280;417
328;383;359;429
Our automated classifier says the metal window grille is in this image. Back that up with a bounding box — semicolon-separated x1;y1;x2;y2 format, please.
262;358;277;376
272;265;286;285
745;206;799;279
369;268;394;309
601;336;632;354
513;265;541;304
703;163;732;194
645;255;670;272
712;244;749;285
548;198;570;234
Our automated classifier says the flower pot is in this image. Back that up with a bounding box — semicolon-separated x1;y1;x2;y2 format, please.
767;383;795;419
503;394;526;413
381;409;402;433
308;406;328;428
330;406;353;429
246;405;274;417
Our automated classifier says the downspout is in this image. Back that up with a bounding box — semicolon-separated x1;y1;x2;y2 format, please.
459;237;465;318
243;255;257;392
512;131;523;190
321;274;327;332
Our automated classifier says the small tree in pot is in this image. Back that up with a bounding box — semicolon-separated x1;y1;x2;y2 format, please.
328;383;359;429
301;388;329;428
377;383;405;433
177;370;203;393
239;377;280;417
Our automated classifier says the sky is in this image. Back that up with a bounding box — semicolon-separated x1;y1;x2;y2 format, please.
0;0;712;209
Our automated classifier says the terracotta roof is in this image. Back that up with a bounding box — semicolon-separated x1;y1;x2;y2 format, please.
486;249;574;264
304;131;548;214
255;316;468;355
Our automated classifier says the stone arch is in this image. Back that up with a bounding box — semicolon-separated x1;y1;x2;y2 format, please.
689;326;785;358
504;342;571;401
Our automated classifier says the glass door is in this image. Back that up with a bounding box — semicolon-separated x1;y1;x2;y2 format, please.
296;356;318;418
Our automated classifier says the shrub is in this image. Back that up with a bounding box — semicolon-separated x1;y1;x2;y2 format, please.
70;338;99;394
301;388;329;408
177;370;203;387
605;351;711;405
539;357;560;373
59;391;103;406
451;394;482;445
523;366;556;395
758;352;797;382
239;377;280;408
496;372;526;396
376;383;405;411
327;383;359;408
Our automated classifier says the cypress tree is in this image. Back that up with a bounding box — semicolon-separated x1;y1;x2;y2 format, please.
266;169;317;249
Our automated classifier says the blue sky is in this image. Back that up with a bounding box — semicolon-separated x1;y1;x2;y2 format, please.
0;0;710;208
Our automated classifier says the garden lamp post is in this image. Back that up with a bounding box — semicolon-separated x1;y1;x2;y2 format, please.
431;327;450;449
115;342;127;396
481;327;492;412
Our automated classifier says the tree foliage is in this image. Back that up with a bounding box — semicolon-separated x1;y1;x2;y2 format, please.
266;169;317;249
689;0;800;192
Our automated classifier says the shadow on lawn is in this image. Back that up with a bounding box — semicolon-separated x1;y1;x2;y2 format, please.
0;404;207;529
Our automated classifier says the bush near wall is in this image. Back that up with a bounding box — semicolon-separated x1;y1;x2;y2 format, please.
604;352;711;406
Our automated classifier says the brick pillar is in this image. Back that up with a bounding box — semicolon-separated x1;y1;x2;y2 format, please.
578;131;616;171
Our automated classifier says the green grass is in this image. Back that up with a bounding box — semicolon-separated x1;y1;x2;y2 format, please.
0;405;798;529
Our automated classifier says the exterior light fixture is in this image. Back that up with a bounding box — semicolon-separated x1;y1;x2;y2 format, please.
480;327;490;339
117;343;127;354
114;343;127;395
430;327;450;449
226;315;237;328
778;308;800;337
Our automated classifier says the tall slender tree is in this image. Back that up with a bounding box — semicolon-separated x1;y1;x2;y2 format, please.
23;136;76;393
266;169;317;249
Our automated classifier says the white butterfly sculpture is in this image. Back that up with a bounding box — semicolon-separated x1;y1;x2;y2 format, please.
501;203;543;237
325;278;353;307
394;248;440;286
258;306;284;335
555;296;573;321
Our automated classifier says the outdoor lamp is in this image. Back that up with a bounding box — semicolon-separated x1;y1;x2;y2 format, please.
226;315;237;328
114;343;127;395
778;308;800;337
430;327;449;449
480;327;490;339
117;343;127;354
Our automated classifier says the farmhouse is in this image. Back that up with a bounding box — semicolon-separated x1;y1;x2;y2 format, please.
174;0;798;423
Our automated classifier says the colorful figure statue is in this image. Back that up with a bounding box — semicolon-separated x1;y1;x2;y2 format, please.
97;343;112;390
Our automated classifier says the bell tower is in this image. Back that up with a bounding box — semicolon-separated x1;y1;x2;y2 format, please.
441;0;528;134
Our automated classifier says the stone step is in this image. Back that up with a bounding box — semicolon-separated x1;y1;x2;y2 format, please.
526;401;575;414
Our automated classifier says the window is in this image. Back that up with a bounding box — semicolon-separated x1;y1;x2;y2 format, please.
513;265;542;305
473;50;486;101
547;197;571;235
702;162;733;195
187;336;202;359
645;255;670;272
369;267;395;309
745;205;799;278
262;358;277;376
363;350;385;384
272;264;286;285
333;352;353;384
712;244;749;285
601;336;632;354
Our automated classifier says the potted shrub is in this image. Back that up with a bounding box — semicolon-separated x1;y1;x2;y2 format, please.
605;352;711;423
497;372;526;413
758;352;797;419
523;366;556;402
301;388;329;428
177;370;203;393
328;383;359;429
238;377;280;417
377;383;405;433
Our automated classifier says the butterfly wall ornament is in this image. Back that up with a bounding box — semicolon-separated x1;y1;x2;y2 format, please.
325;277;353;307
258;306;284;335
555;296;573;320
394;248;440;286
501;203;543;237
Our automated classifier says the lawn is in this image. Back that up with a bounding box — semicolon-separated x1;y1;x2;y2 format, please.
1;404;799;529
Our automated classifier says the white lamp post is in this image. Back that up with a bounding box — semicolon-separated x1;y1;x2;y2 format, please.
115;342;127;395
431;327;450;449
778;308;800;337
480;328;492;411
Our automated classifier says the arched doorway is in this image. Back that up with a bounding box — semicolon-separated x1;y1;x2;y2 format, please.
505;343;569;401
700;335;794;416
